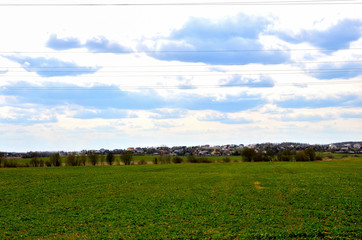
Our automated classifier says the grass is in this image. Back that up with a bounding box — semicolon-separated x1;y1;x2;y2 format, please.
0;159;361;239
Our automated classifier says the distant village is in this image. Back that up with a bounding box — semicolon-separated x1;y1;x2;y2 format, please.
4;141;362;158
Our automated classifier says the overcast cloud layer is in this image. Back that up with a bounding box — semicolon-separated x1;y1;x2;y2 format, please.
0;1;361;151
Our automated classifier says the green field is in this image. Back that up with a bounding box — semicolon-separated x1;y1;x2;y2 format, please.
0;159;361;239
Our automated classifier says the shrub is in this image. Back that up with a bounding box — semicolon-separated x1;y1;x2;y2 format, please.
88;152;99;166
304;148;316;161
99;155;106;165
50;153;61;167
222;157;231;163
138;159;147;165
4;160;17;168
198;157;212;163
277;149;294;162
45;160;52;167
0;152;5;167
159;155;171;164
66;154;78;166
30;155;40;167
121;151;133;165
255;149;268;162
266;149;276;161
39;159;44;167
106;152;114;165
241;148;257;162
172;156;183;164
153;157;158;164
187;154;197;163
327;154;335;159
80;154;87;166
295;151;308;162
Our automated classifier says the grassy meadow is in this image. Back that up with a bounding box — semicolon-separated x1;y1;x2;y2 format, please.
0;158;361;239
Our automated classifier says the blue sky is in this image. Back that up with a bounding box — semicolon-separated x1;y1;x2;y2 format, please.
0;0;361;151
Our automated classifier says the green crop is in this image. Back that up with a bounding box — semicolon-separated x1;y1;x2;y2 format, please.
0;159;360;239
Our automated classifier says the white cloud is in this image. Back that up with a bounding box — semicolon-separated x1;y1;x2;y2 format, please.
0;2;361;151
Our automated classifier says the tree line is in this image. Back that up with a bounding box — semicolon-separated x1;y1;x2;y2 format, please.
0;148;321;168
240;147;319;162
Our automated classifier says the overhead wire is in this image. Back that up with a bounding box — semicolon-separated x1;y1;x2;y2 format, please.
0;0;361;6
1;48;362;54
3;80;361;90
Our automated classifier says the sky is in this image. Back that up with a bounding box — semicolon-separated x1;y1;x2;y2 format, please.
1;0;362;151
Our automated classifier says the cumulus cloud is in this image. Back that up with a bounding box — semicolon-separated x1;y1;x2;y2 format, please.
46;35;132;53
310;62;362;80
223;75;275;88
196;111;252;124
2;82;265;112
141;13;290;65
275;95;362;109
277;19;362;50
46;34;82;50
6;56;100;77
85;36;132;53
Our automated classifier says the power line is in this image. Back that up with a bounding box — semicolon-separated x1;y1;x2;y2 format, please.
1;48;362;54
3;80;360;90
2;68;362;77
2;68;362;73
1;60;362;69
0;0;361;6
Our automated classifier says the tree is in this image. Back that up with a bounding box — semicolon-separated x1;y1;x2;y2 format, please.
50;153;61;167
304;148;316;161
0;152;5;167
172;156;183;164
88;152;99;166
266;149;276;161
121;151;133;165
241;148;257;162
66;153;78;166
106;152;114;165
80;154;87;166
295;150;308;162
277;149;293;161
30;153;40;167
255;149;268;162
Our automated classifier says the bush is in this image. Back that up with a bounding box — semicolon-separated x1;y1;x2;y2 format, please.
30;155;40;167
121;151;133;165
99;155;106;165
153;157;158;164
45;160;52;167
39;159;44;167
327;154;335;159
159;155;171;164
0;152;5;167
277;149;294;162
187;154;197;163
50;153;61;167
222;157;231;163
241;148;257;162
138;159;147;165
106;152;114;165
295;151;308;162
305;148;316;161
3;160;17;168
88;152;99;166
198;157;212;163
80;154;87;166
172;156;183;164
188;156;212;163
66;154;79;166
